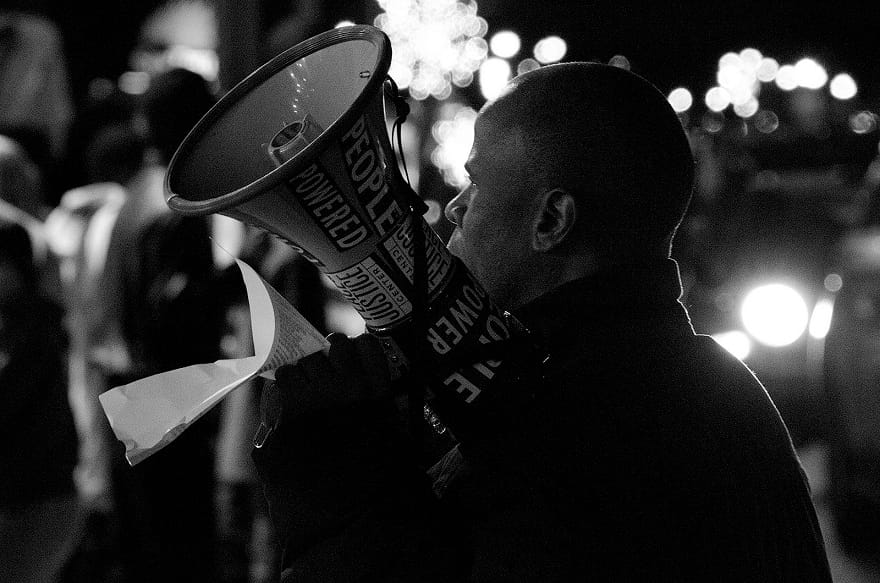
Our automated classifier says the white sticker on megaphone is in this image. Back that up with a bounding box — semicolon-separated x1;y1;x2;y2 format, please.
99;258;329;465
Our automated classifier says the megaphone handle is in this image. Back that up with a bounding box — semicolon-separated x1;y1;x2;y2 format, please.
404;190;431;456
378;336;409;381
385;77;417;190
375;334;449;438
381;78;433;453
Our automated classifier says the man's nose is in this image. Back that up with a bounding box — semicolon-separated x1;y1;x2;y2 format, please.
445;187;470;226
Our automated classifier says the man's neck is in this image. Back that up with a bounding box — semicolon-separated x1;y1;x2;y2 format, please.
503;251;600;311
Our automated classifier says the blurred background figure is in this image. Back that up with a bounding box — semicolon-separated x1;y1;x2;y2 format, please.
45;88;148;581
80;67;225;583
0;219;83;583
0;5;74;206
0;135;62;302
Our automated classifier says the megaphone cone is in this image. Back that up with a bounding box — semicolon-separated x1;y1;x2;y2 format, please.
166;25;532;438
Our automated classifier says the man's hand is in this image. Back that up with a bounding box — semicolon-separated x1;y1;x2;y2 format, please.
251;332;414;551
257;332;396;442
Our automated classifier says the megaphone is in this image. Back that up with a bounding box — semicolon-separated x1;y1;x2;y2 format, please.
166;25;530;437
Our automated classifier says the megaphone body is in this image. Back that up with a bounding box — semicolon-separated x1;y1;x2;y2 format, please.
166;25;528;436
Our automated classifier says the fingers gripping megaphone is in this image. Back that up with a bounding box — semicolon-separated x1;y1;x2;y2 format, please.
166;25;534;438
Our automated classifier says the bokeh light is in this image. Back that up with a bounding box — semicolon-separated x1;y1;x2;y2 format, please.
705;86;731;112
824;273;843;292
741;284;809;347
754;110;780;133
808;298;834;340
489;30;521;58
533;36;567;64
712;330;752;360
755;57;779;82
608;55;631;70
775;65;798;91
739;47;763;69
717;51;758;104
479;56;512;100
733;97;759;118
850;111;877;134
517;58;541;75
667;87;693;113
829;73;857;100
430;103;478;187
375;0;488;100
793;58;828;89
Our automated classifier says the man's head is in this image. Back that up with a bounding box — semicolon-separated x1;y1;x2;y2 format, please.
445;62;694;309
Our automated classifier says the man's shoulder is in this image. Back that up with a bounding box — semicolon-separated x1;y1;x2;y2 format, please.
534;330;799;476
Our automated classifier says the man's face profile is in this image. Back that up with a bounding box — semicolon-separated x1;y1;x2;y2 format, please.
445;91;542;309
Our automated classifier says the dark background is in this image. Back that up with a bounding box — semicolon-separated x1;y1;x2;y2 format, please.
12;1;880;106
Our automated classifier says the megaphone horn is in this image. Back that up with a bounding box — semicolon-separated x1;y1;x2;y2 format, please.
165;25;529;438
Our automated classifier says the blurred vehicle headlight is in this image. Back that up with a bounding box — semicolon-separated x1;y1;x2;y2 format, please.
712;330;752;360
741;283;809;347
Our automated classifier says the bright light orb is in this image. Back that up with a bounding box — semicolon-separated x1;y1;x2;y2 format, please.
741;283;809;347
756;57;779;82
830;73;858;100
489;30;521;58
667;87;693;113
718;52;741;69
712;48;760;110
718;64;752;93
375;0;487;99
705;86;731;112
430;104;478;188
479;56;512;100
739;47;763;69
534;36;567;64
775;65;798;91
464;36;489;60
712;330;752;360
794;58;828;89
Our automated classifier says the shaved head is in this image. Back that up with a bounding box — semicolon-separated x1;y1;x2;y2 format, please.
482;62;694;259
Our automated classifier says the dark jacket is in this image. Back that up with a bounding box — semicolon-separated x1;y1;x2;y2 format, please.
256;259;832;582
0;296;77;508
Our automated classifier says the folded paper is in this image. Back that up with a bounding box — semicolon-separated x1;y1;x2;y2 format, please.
99;259;329;465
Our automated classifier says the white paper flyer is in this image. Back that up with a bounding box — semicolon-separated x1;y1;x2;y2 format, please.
99;259;329;465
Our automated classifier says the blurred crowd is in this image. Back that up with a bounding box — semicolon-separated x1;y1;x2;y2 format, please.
0;8;331;583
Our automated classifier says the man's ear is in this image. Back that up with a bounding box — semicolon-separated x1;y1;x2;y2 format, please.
532;188;577;252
